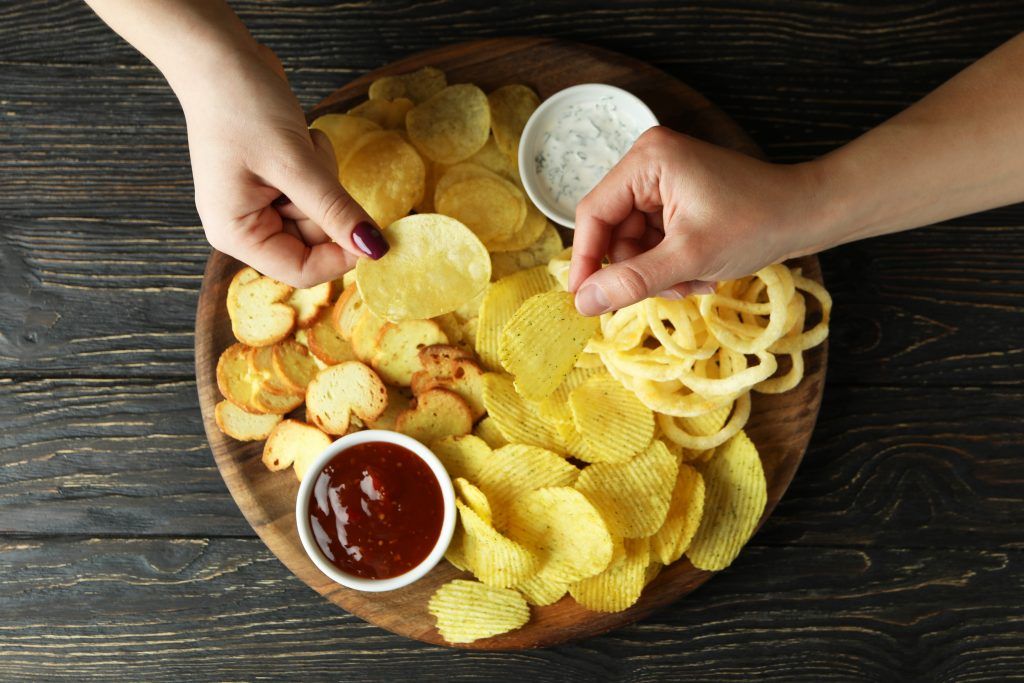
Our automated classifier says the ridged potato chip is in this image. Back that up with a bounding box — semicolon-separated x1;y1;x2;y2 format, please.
454;477;492;524
457;499;538;588
687;431;767;571
516;573;570;607
482;373;564;452
369;66;447;104
428;579;529;644
568;374;654;463
476;265;556;371
407;84;490;164
650;463;705;565
436;175;527;249
569;537;650;613
477;444;578;530
534;365;602;428
488;84;540;156
473;416;509;450
355;214;491;322
500;291;599;401
490;221;564;280
340;130;425;227
309;113;380;168
575;439;679;538
432;434;492;483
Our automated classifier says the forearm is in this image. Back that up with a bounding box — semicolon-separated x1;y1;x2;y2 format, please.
805;33;1024;252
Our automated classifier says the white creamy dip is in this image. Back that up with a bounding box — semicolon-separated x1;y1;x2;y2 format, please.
533;96;644;216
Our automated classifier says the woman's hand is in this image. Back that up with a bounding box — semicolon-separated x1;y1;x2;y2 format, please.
570;126;826;315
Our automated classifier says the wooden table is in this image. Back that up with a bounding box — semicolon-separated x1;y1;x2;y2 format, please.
2;1;1022;679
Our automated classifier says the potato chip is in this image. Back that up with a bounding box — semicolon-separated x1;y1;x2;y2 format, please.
487;202;549;253
574;439;678;538
477;444;578;530
507;487;613;589
457;499;538;588
466;135;517;182
355;214;491;322
445;525;469;572
516;574;570;607
371;319;449;386
453;477;492;524
534;365;602;428
482;373;564;452
348;97;414;129
569;537;649;613
368;66;447;104
500;291;599;401
309;113;380;168
473;416;509;450
407;84;490;164
476;265;556;371
340;130;425;227
568;374;654;463
415;159;447;213
687;431;767;571
432;434;492;483
428;579;529;644
394;388;473;443
488;84;540;156
436;175;527;249
490;221;564;281
649;463;705;565
433;162;495;203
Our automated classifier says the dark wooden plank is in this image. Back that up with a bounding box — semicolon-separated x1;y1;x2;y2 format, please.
0;537;1022;680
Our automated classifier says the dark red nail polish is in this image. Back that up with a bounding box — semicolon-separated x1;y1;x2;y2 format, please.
272;194;291;207
352;222;389;259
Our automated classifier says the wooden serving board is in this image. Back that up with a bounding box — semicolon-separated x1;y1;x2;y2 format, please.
195;37;827;650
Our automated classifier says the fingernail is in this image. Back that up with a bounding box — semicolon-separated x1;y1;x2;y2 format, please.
576;284;611;316
352;222;389;259
656;289;684;300
272;194;291;207
693;282;717;295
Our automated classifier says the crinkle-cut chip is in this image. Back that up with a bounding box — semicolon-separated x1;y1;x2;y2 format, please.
466;135;517;182
286;282;333;327
371;319;448;386
446;526;470;572
490;222;564;281
568;374;654;463
432;434;492;484
488;84;540;157
407;84;490;164
262;419;331;475
650;463;705;565
347;97;414;129
217;342;260;410
535;366;602;427
473;417;509;450
428;579;529;644
454;477;492;524
487;201;548;254
331;284;366;341
476;266;556;371
516;573;569;607
305;361;388;435
394;388;473;443
355;214;491;322
682;402;732;436
436;175;527;250
687;431;767;571
457;499;537;588
477;444;578;530
366;385;411;431
482;373;564;452
340;130;425;227
247;344;294;396
307;313;358;366
368;66;447;104
569;537;650;613
507;487;613;593
644;559;663;587
500;291;599;401
214;400;282;441
310;113;380;168
228;273;295;347
575;439;678;538
350;307;387;363
272;339;319;394
411;358;486;420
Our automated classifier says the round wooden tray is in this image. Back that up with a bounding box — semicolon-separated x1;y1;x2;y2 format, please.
195;37;827;650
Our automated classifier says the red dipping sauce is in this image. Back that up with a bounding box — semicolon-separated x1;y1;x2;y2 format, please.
307;441;445;580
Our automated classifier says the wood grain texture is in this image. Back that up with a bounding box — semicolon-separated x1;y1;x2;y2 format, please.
195;37;825;649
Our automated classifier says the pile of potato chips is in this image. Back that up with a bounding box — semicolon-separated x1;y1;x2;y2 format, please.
210;66;831;645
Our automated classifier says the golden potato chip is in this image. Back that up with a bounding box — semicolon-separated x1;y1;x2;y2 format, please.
568;374;654;463
476;265;556;371
490;221;564;281
488;84;540;157
574;439;678;538
433;162;493;203
534;365;602;428
650;463;705;565
446;525;469;572
432;434;492;483
454;477;492;524
428;579;529;644
687;431;767;571
466;135;517;182
340;130;425;227
415;159;447;213
436;175;527;249
499;291;599;401
516;574;569;607
371;319;449;386
507;487;613;589
355;214;491;322
347;97;414;129
368;66;447;104
214;400;282;441
457;499;538;589
407;84;490;164
306;313;358;366
350;307;387;362
487;202;549;253
394;387;473;443
473;416;509;450
569;537;649;613
286;282;332;327
309;113;380;168
478;444;578;530
644;559;662;587
482;373;564;452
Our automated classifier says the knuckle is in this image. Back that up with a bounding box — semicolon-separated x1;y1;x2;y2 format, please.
318;189;356;227
611;263;652;302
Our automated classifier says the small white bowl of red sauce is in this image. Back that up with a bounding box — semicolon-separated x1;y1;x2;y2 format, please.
295;430;457;592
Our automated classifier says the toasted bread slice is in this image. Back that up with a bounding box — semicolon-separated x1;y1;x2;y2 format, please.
262;419;332;475
307;314;358;365
216;342;259;411
417;344;474;376
248;345;296;396
287;282;333;327
272;339;318;394
228;272;296;346
395;388;473;443
215;400;282;441
371;319;449;386
411;357;486;420
305;361;388;434
331;284;366;340
350;307;387;363
366;385;412;431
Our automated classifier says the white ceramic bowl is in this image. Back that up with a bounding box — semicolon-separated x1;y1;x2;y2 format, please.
518;83;659;228
295;429;456;592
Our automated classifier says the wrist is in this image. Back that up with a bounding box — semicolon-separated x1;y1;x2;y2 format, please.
780;155;860;259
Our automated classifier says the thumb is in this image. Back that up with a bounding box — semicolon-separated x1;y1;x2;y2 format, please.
274;130;390;260
574;237;690;315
